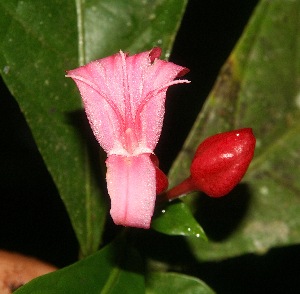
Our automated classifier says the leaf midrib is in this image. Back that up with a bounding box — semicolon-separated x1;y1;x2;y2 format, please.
75;0;96;255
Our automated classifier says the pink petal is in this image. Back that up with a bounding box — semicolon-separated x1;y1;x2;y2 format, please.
66;48;189;155
126;48;189;151
66;53;126;154
106;154;156;229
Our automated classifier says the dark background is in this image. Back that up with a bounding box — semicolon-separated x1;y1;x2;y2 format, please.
1;1;299;293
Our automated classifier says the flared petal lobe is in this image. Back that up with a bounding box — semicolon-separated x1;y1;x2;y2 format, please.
106;154;156;228
66;48;189;155
66;53;126;154
125;48;189;152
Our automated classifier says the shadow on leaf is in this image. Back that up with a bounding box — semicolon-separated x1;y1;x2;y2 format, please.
66;109;107;193
194;183;251;241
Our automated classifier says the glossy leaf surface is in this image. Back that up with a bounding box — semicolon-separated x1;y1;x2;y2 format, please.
15;238;144;294
152;200;207;240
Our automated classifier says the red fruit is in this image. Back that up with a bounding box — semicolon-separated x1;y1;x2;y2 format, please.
150;154;169;195
190;128;256;197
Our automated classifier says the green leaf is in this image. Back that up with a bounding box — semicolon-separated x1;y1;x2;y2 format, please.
0;0;105;257
151;200;207;240
146;272;215;294
15;238;145;294
78;0;188;63
0;0;187;256
169;0;300;260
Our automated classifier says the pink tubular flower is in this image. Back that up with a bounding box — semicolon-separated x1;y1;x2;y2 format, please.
66;48;189;228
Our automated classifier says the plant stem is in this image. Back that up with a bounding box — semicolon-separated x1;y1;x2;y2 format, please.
158;176;196;203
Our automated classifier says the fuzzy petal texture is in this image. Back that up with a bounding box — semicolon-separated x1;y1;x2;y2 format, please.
106;154;156;229
66;48;189;156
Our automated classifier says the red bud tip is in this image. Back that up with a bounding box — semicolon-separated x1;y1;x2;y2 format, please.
190;128;256;197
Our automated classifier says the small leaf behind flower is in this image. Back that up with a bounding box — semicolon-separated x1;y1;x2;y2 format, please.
152;200;207;240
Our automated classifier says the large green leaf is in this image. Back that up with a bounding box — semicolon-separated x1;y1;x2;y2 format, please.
146;272;215;294
169;0;300;260
0;0;187;256
15;238;145;294
0;0;105;257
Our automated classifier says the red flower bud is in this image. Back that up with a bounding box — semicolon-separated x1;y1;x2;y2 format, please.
190;128;256;197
